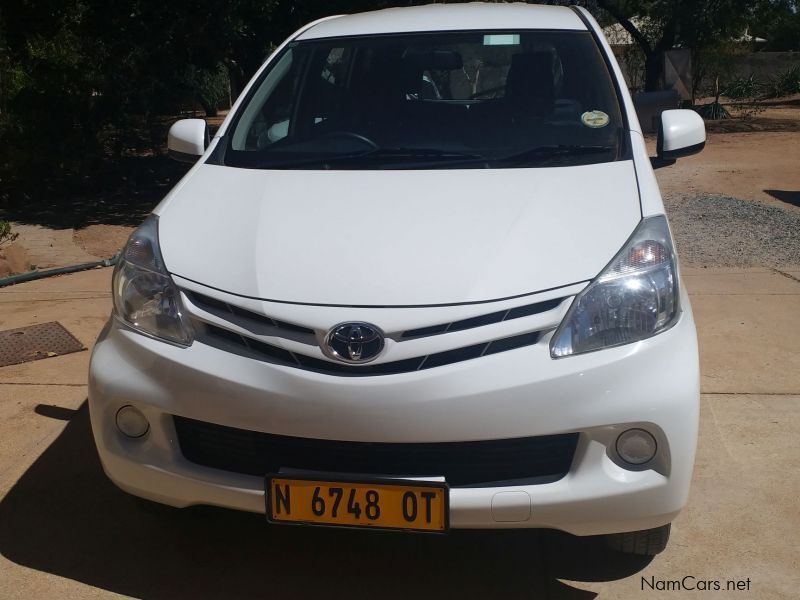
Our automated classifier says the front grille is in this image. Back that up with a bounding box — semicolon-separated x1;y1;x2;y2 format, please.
174;416;579;486
202;324;541;375
187;291;315;335
401;297;563;339
184;289;569;376
187;289;563;341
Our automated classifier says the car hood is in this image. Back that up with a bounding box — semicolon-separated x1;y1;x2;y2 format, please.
157;161;641;306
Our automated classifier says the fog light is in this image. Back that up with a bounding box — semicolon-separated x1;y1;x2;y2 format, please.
616;428;657;465
115;405;149;438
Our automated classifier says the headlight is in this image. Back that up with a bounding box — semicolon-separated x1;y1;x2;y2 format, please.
550;215;679;358
112;214;193;346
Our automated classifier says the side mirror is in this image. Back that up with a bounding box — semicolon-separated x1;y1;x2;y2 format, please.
168;119;209;163
652;109;705;169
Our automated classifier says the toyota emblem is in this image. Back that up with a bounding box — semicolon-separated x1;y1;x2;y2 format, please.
324;322;384;363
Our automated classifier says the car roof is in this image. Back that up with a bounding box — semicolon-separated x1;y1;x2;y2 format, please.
297;3;587;40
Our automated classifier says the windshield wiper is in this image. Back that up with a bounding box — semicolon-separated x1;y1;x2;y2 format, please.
256;144;612;169
493;144;614;166
258;147;486;169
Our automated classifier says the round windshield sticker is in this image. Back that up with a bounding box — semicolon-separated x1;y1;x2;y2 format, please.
581;110;610;128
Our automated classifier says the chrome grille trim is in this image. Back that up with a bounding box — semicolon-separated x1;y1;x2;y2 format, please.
185;291;316;341
401;297;563;339
180;288;573;376
199;323;542;376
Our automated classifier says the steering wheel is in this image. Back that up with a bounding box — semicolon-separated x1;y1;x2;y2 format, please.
318;131;379;149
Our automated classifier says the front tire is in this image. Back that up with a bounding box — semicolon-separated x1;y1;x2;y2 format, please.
606;523;671;556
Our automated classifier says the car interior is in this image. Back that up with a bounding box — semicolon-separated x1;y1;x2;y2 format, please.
234;32;622;162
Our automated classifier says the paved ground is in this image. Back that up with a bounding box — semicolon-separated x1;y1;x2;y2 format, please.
1;263;798;599
5;225;100;270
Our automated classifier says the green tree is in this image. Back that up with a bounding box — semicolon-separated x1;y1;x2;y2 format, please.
749;0;800;50
594;0;750;91
0;0;770;180
0;0;265;167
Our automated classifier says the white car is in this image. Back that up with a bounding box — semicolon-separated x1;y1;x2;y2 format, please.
89;3;703;555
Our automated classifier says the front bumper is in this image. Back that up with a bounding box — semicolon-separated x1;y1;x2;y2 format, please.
88;300;699;535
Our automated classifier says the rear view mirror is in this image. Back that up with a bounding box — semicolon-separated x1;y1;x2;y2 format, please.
652;109;705;168
168;119;209;162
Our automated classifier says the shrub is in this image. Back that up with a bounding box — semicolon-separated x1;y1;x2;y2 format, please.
177;63;230;117
0;220;19;249
723;74;764;100
766;65;800;98
695;102;731;120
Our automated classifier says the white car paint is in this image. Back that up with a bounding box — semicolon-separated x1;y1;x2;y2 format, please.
89;297;698;533
90;3;701;542
158;162;640;306
630;130;667;217
295;3;585;39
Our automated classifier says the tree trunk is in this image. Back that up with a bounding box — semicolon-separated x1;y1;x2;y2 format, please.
596;1;677;93
644;52;663;92
198;97;218;118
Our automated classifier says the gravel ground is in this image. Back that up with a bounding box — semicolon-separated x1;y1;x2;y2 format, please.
665;193;800;268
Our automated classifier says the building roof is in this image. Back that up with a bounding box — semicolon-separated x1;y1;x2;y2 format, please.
298;3;586;40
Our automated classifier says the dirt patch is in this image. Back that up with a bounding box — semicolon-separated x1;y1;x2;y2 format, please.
648;94;800;209
0;242;33;276
73;225;133;259
703;95;800;133
650;130;800;207
651;101;800;268
704;116;800;134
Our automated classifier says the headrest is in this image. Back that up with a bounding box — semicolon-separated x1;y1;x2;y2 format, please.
505;52;555;114
402;49;463;71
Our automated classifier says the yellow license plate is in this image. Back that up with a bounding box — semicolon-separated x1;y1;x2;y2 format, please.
266;475;449;532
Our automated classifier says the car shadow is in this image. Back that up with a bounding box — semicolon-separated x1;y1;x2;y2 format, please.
765;189;800;209
0;403;652;599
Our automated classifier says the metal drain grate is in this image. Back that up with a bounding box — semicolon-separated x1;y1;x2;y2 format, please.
0;322;86;367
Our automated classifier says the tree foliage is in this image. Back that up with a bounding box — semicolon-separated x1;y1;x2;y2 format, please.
748;0;800;51
593;0;752;91
0;0;405;173
0;0;795;178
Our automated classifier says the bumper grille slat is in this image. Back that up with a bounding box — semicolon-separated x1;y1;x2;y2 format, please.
173;416;578;486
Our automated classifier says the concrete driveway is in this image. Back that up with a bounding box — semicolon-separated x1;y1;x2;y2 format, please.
0;266;798;599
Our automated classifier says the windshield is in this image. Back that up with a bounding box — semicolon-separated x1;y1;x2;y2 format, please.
219;30;625;170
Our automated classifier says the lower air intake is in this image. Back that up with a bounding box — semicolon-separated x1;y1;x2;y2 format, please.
174;416;578;487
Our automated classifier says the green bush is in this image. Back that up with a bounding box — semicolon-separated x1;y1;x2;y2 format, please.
695;102;731;120
723;74;764;100
177;63;230;117
0;220;19;249
765;65;800;98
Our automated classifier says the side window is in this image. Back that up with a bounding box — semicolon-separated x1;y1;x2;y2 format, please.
257;66;299;147
232;49;300;151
